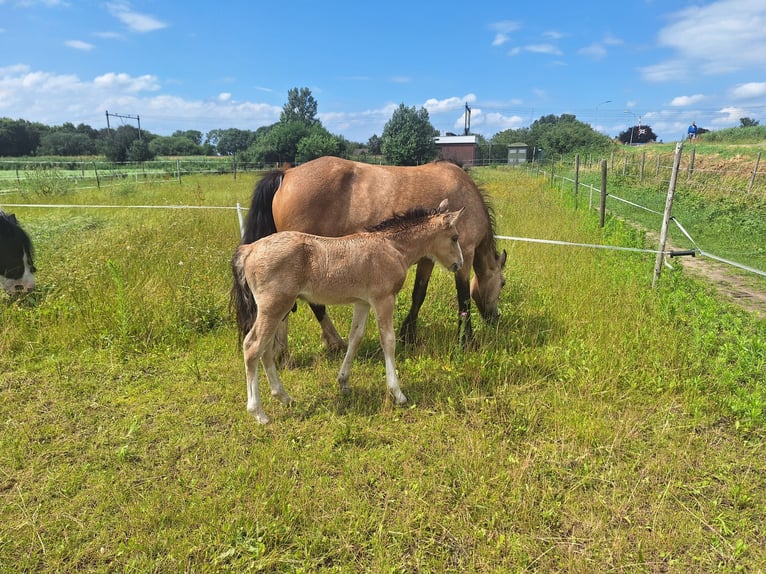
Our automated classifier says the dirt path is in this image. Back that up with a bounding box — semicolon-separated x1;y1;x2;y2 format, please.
678;252;766;319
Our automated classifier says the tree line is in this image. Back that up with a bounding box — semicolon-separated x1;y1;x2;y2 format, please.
0;88;440;166
3;86;760;166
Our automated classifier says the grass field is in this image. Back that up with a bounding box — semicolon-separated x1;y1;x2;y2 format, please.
1;168;765;572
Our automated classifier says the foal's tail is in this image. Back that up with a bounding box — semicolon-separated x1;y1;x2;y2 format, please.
231;170;283;341
230;247;257;342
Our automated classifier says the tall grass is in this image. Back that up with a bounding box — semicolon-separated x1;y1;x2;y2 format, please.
1;171;764;572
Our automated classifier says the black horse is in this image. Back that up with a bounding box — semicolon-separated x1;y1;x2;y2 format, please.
0;210;36;295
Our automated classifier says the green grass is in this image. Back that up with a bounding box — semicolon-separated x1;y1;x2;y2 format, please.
1;171;765;572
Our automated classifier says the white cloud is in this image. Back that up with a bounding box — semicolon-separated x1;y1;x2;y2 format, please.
94;72;160;92
423;94;476;114
670;94;705;106
107;1;167;33
730;82;766;99
712;106;747;126
217;92;232;102
644;0;766;81
508;44;562;57
489;21;520;47
579;43;606;59
65;40;94;51
0;64;283;133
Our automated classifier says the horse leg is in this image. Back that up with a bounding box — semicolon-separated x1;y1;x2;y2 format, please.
373;297;407;405
399;258;435;345
310;303;347;352
273;314;293;368
336;302;370;394
455;272;474;345
243;311;284;424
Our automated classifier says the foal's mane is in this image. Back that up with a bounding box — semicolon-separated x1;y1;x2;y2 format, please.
365;206;439;233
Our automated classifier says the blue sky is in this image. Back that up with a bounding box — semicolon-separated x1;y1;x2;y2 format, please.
1;0;765;144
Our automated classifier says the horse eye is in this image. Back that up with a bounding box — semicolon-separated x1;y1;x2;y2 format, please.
451;235;459;242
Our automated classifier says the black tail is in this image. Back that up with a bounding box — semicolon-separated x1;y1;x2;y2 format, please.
230;247;257;341
230;170;283;340
241;169;282;244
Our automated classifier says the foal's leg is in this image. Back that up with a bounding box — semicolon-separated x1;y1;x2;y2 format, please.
373;297;407;405
336;302;370;394
399;258;435;345
310;304;347;352
261;338;293;407
243;310;288;424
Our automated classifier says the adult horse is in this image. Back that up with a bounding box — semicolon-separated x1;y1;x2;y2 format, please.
239;156;506;351
232;201;464;423
0;210;36;295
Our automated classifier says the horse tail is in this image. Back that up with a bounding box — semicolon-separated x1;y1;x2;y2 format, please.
231;170;282;340
230;246;257;342
242;169;282;244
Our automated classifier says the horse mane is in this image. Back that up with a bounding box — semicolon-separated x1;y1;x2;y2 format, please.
365;206;438;233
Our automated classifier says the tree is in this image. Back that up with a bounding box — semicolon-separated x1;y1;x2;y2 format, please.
367;134;382;155
381;104;438;166
38;131;97;156
280;87;319;127
740;117;760;127
172;130;203;145
617;124;658;145
296;128;343;163
207;128;258;156
149;136;204;156
245;121;310;165
0;118;44;156
101;125;142;162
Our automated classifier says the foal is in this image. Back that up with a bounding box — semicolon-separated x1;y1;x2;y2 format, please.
231;199;464;424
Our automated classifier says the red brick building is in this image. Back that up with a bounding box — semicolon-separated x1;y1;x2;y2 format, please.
434;135;477;166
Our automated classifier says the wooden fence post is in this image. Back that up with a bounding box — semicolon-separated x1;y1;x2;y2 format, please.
640;150;646;182
687;148;696;180
574;154;580;209
748;152;761;194
653;142;684;288
599;160;607;228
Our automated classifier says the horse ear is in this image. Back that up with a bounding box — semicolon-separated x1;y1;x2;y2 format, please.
445;206;465;226
437;198;449;213
499;249;508;267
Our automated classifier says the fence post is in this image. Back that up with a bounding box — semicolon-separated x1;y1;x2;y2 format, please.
94;162;101;190
655;153;661;178
687;148;696;180
177;159;182;185
640;150;646;182
599;160;607;228
574;154;580;209
653;141;684;288
748;152;762;194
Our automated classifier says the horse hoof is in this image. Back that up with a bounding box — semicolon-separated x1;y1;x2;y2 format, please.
250;411;270;425
272;390;294;406
392;391;408;406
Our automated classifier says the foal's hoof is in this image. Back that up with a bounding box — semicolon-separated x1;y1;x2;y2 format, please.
248;409;271;425
392;390;408;406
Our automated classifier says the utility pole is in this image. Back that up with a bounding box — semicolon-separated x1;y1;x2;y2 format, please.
105;110;142;139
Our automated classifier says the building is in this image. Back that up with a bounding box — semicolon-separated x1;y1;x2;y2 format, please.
434;135;478;166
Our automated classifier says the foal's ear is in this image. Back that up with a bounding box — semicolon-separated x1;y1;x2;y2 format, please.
437;198;449;213
445;206;466;226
